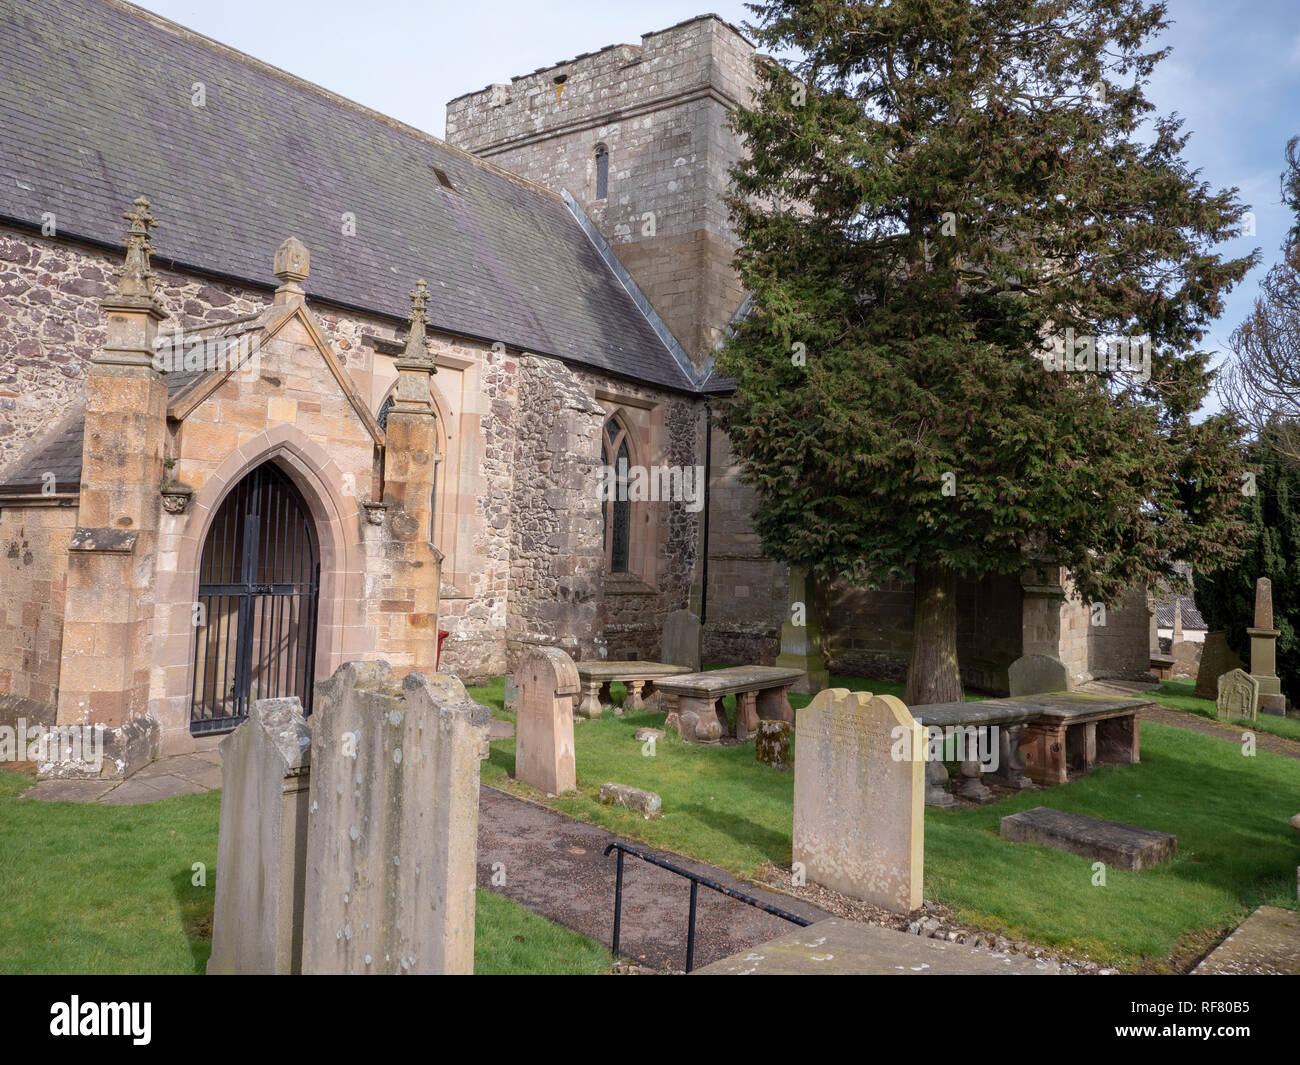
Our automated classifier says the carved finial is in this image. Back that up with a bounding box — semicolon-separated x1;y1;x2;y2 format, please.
274;236;310;284
272;237;310;305
110;196;160;302
402;278;431;363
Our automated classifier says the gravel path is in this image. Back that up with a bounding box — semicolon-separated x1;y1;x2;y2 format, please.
475;785;828;972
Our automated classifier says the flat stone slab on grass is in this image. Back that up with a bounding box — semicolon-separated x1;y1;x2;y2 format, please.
1192;906;1300;974
1000;807;1176;871
694;917;1060;975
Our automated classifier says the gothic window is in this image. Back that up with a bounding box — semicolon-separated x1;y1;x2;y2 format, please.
601;415;630;573
377;392;394;432
595;143;609;201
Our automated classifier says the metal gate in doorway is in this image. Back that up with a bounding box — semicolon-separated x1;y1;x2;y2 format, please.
189;463;320;734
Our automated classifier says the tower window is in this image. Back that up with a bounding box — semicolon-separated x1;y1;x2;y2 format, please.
595;144;609;201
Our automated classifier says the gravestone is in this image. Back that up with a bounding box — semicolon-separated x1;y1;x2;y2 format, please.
774;567;830;695
661;609;702;672
514;646;579;795
793;689;924;913
208;697;312;974
1195;631;1247;700
1216;668;1259;722
1008;653;1069;697
302;661;488;975
1248;578;1286;716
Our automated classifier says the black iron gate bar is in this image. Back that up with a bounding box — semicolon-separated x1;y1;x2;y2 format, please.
190;465;320;734
603;840;812;973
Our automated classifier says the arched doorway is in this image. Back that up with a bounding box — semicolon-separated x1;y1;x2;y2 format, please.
189;462;321;734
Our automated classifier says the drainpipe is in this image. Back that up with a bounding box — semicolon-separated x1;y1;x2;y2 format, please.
700;400;712;626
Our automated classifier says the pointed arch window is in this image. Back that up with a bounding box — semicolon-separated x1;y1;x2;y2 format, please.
595;143;609;201
601;415;631;573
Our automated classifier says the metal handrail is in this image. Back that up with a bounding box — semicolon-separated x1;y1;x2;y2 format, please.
603;840;812;973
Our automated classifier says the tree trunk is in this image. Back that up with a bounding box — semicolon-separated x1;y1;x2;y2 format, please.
903;562;963;706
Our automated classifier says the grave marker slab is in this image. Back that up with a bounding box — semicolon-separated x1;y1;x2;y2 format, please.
662;609;702;672
302;661;487;975
793;689;924;913
1000;807;1176;870
1217;668;1259;722
208;697;312;974
1008;653;1069;697
515;646;579;795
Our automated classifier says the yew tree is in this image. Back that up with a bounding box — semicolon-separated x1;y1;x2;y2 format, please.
717;0;1256;704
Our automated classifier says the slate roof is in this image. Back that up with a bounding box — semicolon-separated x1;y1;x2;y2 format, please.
0;0;697;396
1155;595;1206;631
0;316;266;494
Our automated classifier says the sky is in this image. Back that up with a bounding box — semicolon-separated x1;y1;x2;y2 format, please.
137;0;1300;392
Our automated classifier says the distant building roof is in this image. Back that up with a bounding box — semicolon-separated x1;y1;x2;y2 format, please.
1155;595;1206;630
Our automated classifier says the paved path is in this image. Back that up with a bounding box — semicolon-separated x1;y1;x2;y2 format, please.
20;745;223;803
476;785;828;971
1192;906;1300;974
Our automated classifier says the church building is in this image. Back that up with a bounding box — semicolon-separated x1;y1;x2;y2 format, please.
0;0;1152;777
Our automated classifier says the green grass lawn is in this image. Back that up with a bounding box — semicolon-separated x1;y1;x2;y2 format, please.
1149;678;1300;742
469;674;1300;970
0;767;610;975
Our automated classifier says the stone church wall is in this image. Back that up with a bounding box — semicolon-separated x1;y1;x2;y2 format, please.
505;355;606;670
0;501;76;705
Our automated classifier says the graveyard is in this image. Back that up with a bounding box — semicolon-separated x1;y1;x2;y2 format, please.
1;0;1300;1003
2;657;1296;976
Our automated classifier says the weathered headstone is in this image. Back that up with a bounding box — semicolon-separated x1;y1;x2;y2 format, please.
755;719;791;769
1195;630;1247;699
1248;578;1287;716
514;646;579;795
661;609;702;672
775;567;830;695
1216;668;1259;722
208;697;312;974
793;689;924;913
302;661;488;975
1008;653;1069;697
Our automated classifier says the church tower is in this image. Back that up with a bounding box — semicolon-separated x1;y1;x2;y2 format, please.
445;15;759;369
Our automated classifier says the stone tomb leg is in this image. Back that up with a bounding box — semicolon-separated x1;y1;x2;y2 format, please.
1096;714;1140;764
1019;721;1069;786
577;680;604;720
989;723;1033;789
756;684;794;723
735;691;759;741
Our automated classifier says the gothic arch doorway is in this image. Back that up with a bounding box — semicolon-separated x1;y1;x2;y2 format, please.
189;462;321;734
